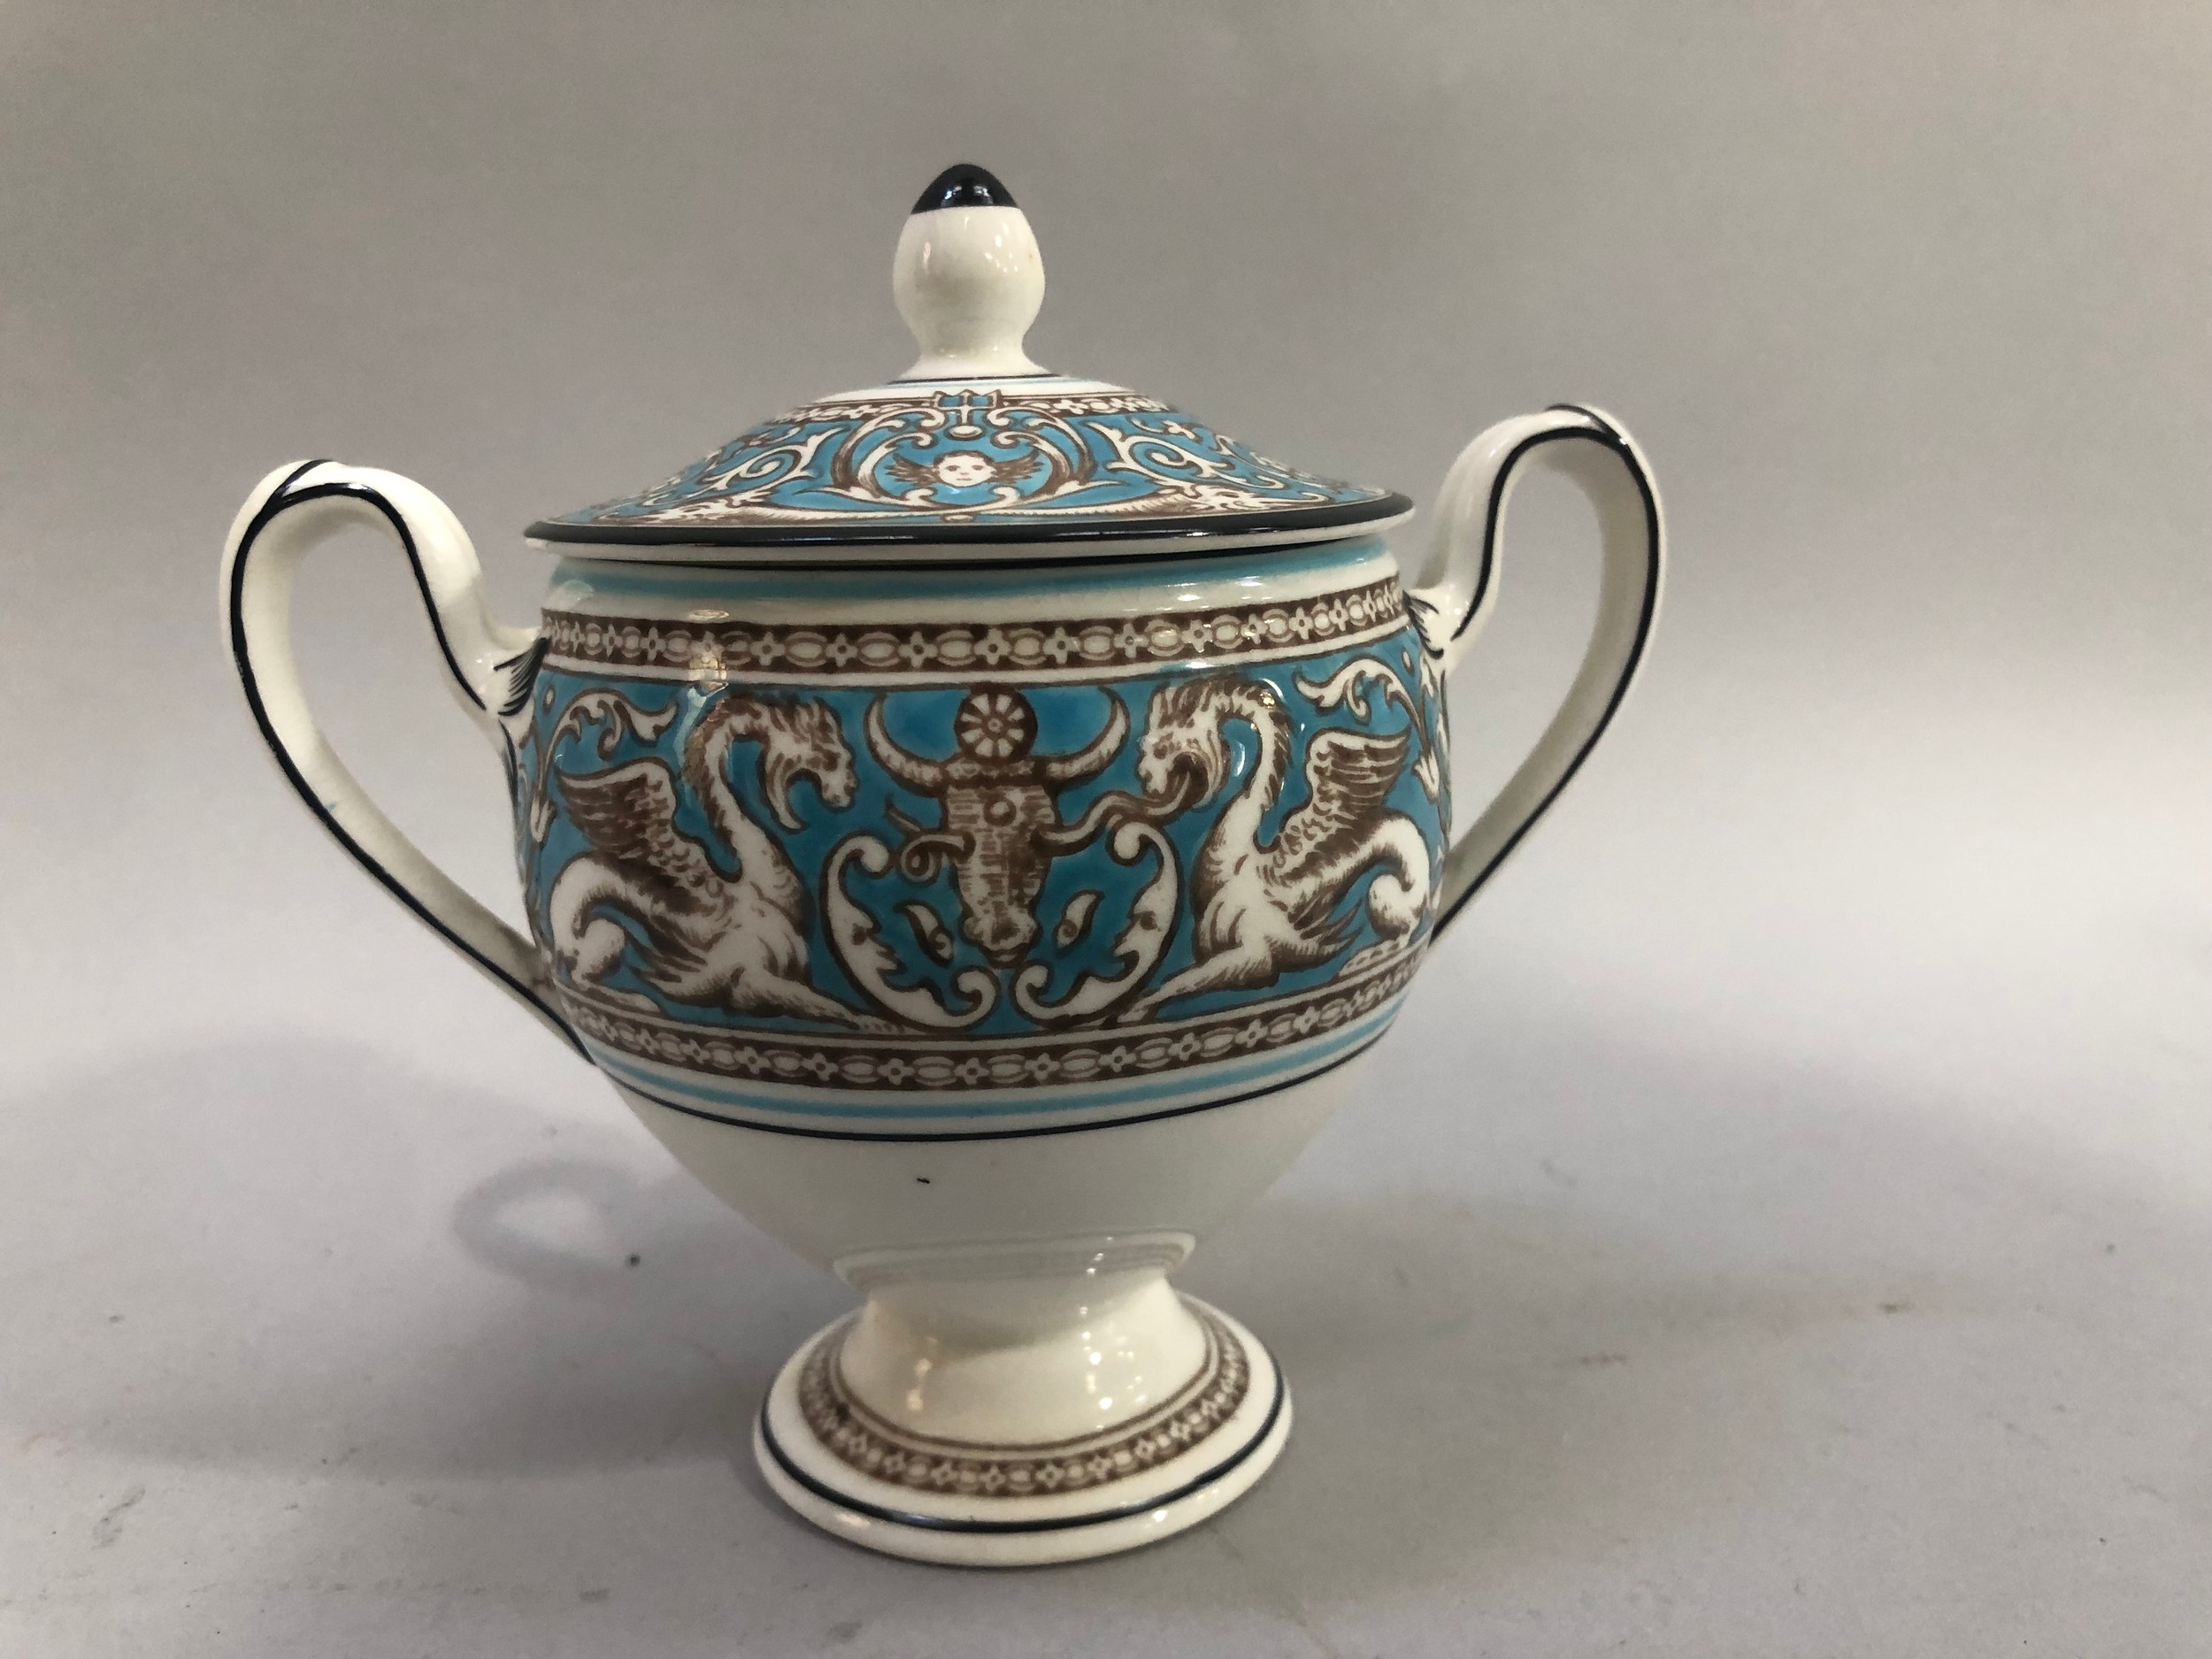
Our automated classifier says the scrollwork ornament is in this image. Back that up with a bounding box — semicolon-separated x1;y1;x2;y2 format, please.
547;388;1391;533
824;835;998;1030
1012;819;1179;1025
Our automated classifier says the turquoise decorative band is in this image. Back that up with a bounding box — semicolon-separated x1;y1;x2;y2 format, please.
529;383;1408;546
509;567;1448;1121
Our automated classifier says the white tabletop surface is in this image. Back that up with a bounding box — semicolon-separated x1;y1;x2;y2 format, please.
4;5;2207;1654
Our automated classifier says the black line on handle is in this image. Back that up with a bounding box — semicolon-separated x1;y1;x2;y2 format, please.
227;467;588;1057
1435;410;1663;931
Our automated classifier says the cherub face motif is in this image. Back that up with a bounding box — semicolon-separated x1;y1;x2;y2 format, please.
933;452;996;488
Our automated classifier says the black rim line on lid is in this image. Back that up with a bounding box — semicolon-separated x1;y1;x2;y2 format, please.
523;493;1414;552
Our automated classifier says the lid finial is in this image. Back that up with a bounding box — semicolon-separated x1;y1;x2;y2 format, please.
894;163;1046;381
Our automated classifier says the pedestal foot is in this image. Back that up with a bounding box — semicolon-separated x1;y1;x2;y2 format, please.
754;1296;1289;1566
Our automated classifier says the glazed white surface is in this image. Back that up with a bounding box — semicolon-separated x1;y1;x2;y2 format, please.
892;202;1046;381
541;536;1401;624
618;1060;1345;1272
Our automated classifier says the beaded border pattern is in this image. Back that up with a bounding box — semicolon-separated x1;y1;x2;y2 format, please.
541;578;1407;680
561;948;1420;1096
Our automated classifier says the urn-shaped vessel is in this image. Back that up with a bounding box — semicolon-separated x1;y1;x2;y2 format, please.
221;166;1663;1564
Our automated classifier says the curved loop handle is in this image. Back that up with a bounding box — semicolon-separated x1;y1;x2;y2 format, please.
220;460;586;1056
1407;405;1664;938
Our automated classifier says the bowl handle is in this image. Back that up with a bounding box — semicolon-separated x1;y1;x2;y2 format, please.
1405;406;1665;939
220;460;588;1056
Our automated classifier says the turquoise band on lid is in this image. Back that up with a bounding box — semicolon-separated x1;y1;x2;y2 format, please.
529;380;1406;548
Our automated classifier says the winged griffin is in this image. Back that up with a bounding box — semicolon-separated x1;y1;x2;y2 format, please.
545;691;886;1030
1119;666;1433;1022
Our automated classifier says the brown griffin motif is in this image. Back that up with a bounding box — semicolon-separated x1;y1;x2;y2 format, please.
545;691;888;1031
1117;671;1432;1023
864;687;1129;964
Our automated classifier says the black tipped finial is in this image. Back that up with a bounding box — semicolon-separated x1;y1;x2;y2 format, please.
911;164;1015;214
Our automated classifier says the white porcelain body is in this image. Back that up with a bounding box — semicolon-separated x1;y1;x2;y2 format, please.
635;1065;1339;1563
219;405;1661;1563
621;1064;1343;1278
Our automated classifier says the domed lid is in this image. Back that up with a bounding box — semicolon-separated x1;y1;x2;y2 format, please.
527;165;1410;555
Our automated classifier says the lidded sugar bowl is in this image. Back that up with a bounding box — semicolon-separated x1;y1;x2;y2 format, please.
220;165;1663;1564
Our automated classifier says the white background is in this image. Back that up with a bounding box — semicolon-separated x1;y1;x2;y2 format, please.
3;4;2206;1653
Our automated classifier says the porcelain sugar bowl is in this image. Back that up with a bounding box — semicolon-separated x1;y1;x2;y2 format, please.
220;165;1663;1565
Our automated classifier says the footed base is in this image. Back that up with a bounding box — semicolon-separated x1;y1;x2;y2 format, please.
754;1297;1289;1566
